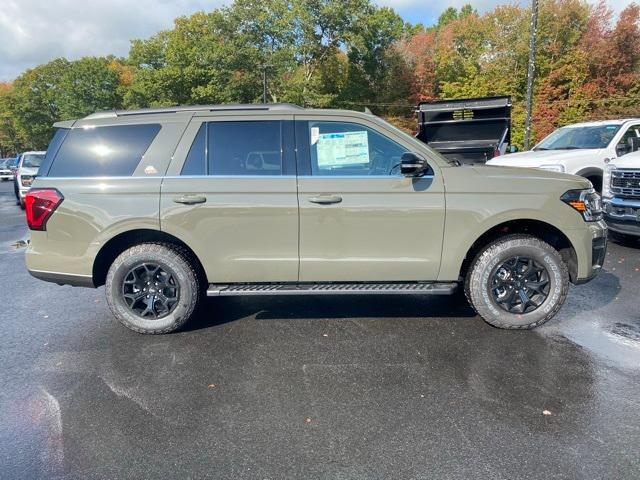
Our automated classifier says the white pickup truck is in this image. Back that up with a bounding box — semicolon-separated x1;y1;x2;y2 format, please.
487;119;640;192
602;149;640;239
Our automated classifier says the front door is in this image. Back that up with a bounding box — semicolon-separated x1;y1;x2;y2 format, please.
295;117;446;282
160;116;299;283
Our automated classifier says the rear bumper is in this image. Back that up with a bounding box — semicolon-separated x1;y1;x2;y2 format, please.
28;268;95;288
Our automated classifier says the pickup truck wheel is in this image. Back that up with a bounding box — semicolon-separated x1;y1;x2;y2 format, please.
105;243;202;334
464;234;569;329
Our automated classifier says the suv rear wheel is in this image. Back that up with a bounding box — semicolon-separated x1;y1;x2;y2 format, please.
105;243;202;334
464;234;569;329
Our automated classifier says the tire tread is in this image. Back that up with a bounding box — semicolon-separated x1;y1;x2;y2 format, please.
105;242;202;334
464;234;569;330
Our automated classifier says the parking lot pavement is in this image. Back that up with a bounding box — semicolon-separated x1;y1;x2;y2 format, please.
0;180;639;480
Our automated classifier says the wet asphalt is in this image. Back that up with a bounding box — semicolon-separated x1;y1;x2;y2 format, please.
0;180;638;480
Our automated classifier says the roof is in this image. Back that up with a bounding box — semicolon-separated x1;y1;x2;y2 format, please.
84;103;305;120
559;118;640;128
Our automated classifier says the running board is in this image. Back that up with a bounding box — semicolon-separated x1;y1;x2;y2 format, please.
207;282;458;297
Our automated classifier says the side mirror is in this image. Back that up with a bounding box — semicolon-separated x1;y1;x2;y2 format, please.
509;145;519;153
400;152;429;177
616;143;631;157
629;137;640;153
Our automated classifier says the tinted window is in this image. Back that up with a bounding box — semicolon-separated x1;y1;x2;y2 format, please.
22;154;44;168
208;121;281;175
618;124;640;149
47;124;161;177
308;122;408;176
534;124;620;151
180;124;206;175
39;128;69;176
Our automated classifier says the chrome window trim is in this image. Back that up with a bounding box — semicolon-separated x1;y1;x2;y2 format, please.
297;174;435;179
41;174;433;180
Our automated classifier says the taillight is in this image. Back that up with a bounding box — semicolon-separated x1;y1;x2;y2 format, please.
25;188;64;231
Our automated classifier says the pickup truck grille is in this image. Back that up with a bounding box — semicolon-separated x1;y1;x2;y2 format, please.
611;170;640;198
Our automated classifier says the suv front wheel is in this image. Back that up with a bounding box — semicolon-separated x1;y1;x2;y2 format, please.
464;234;569;329
105;243;202;334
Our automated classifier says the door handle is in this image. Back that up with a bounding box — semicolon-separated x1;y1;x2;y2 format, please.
308;195;343;205
173;195;207;205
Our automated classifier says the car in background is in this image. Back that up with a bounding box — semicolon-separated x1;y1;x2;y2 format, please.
14;151;45;208
7;157;20;178
602;150;640;239
487;119;640;192
0;158;16;181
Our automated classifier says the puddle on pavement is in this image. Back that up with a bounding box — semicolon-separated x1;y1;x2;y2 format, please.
553;318;640;370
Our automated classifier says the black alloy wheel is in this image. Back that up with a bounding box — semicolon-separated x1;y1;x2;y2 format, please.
121;263;180;319
489;256;550;314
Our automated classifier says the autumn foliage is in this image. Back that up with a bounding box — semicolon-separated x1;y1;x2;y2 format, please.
0;0;639;154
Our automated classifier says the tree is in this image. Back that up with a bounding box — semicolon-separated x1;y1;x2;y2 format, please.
0;82;26;155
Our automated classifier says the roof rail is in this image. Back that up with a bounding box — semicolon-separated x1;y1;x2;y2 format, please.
84;103;304;119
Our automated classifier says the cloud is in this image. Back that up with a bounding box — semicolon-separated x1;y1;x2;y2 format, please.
0;0;636;80
0;0;221;80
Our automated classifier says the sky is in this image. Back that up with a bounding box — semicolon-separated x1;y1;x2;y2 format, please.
0;0;636;81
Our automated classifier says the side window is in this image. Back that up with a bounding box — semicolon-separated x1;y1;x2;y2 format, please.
308;122;408;176
617;124;640;154
47;124;161;177
180;124;206;175
39;128;69;176
208;121;281;175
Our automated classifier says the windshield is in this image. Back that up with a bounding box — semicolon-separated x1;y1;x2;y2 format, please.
534;124;620;151
22;153;44;168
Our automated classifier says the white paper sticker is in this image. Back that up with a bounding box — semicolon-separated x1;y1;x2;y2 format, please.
310;127;320;145
317;131;369;167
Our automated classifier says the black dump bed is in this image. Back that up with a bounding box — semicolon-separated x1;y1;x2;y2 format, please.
416;96;511;164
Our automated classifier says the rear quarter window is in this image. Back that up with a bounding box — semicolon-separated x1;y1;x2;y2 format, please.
46;124;161;177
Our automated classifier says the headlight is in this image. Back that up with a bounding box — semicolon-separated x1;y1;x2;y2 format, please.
21;175;34;187
561;188;603;222
539;164;565;173
602;164;616;199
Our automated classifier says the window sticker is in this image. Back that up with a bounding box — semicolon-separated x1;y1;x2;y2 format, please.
316;131;369;167
311;127;320;145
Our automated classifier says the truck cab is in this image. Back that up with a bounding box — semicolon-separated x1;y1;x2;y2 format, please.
488;119;640;192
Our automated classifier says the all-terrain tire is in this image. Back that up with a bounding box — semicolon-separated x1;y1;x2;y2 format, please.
464;234;569;329
105;242;203;334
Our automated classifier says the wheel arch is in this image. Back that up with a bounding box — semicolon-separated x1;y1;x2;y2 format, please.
574;167;603;191
92;229;206;287
458;219;579;283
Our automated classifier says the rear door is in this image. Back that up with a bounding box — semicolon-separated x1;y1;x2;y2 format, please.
295;115;446;282
160;114;299;283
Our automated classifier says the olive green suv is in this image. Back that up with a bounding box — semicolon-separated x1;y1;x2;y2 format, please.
25;104;607;334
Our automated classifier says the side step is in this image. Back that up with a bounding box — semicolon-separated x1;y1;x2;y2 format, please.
207;282;458;297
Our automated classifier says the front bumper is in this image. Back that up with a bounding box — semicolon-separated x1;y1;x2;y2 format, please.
567;220;608;285
603;197;640;237
574;233;607;284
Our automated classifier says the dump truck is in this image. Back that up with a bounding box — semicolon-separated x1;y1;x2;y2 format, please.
416;96;512;164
